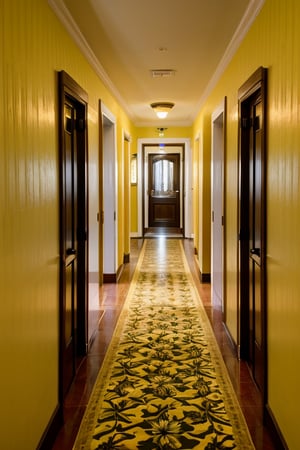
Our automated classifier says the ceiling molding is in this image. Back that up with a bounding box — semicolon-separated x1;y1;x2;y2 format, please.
48;0;264;127
193;0;265;115
48;0;135;120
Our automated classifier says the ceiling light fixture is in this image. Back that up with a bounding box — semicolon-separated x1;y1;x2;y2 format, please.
150;102;174;119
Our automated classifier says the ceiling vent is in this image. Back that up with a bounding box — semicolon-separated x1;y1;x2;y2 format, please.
150;69;176;78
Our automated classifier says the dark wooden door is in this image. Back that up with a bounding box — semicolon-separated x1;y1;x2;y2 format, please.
248;95;264;391
238;67;267;398
59;72;88;399
62;100;78;396
148;153;180;228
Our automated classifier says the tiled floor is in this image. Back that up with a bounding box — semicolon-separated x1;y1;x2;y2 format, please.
52;238;276;449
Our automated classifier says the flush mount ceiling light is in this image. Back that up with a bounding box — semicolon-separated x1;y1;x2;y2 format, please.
150;102;174;119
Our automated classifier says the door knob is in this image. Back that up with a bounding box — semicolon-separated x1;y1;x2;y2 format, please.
250;248;260;256
66;248;76;255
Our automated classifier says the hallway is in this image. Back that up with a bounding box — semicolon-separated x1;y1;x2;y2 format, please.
52;238;276;450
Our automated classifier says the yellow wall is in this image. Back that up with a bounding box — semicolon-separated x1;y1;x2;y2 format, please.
193;0;300;447
1;0;300;448
135;127;192;140
0;0;134;447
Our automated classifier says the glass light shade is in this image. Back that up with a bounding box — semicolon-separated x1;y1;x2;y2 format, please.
150;102;174;119
156;111;169;119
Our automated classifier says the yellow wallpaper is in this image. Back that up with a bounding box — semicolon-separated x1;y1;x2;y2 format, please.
135;127;192;140
0;0;134;447
1;0;299;447
192;0;300;447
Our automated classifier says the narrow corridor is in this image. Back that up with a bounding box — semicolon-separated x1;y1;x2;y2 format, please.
52;238;276;449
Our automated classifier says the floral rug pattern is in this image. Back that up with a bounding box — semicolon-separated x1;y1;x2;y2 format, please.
74;239;254;449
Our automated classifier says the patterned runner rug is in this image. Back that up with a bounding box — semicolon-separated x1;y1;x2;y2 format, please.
74;239;254;449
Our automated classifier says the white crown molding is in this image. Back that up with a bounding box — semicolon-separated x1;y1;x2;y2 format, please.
48;0;264;127
48;0;134;119
194;0;265;114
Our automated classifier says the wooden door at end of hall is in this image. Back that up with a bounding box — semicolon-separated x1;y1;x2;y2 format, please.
148;153;180;228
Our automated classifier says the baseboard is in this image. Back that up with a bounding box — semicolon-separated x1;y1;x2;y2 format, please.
103;273;117;283
192;252;210;283
265;404;288;450
103;263;124;283
200;272;211;283
130;232;141;238
36;404;63;450
223;322;239;357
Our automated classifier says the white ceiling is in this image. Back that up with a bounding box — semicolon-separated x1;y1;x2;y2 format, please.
50;0;264;127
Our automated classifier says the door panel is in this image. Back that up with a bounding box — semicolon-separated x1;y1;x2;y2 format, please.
148;154;180;227
62;101;78;396
64;262;75;387
249;96;264;391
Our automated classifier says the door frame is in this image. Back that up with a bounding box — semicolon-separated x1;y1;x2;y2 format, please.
101;104;118;282
237;67;267;399
58;71;89;400
144;145;183;233
211;98;226;318
123;130;131;262
98;100;104;285
135;138;192;238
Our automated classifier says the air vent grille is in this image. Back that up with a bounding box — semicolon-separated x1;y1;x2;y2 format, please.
150;69;176;78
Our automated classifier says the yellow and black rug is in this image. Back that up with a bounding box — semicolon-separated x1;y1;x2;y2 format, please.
74;239;254;449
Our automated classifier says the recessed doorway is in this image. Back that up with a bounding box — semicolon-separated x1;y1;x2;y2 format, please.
143;144;184;237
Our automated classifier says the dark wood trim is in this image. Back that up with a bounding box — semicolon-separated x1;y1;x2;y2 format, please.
59;71;88;104
142;143;185;236
103;263;124;283
123;253;130;263
193;254;210;283
200;272;211;283
36;405;63;450
103;273;117;283
57;70;89;403
237;66;268;400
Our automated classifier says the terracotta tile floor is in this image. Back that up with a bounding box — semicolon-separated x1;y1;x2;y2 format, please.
52;238;276;449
